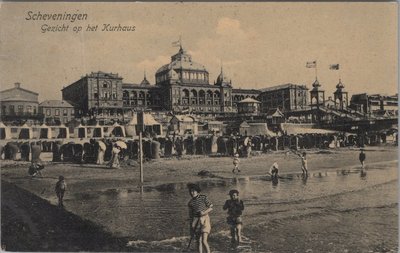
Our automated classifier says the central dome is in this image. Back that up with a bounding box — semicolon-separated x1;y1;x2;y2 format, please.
155;46;209;86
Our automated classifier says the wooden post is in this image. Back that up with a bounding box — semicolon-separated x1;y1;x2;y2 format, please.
139;131;144;184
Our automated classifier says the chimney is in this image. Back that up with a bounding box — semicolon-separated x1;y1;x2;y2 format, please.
14;82;21;88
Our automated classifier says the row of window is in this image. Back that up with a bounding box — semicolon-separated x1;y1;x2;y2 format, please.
2;105;37;114
45;108;74;116
93;93;118;99
44;117;70;124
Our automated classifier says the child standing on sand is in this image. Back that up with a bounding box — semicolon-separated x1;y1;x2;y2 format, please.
55;176;67;207
269;162;279;179
187;183;213;253
292;150;308;176
223;189;244;244
299;152;308;176
359;149;366;169
232;154;240;173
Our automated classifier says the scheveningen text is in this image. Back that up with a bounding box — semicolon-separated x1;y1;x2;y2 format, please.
26;11;88;23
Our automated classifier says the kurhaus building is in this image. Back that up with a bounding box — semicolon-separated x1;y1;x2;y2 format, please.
62;46;261;119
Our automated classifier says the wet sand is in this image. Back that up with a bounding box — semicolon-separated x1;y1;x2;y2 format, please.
1;146;398;252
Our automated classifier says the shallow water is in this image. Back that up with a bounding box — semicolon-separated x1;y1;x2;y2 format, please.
63;161;398;252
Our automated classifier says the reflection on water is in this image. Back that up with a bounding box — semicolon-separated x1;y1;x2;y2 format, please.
67;162;397;252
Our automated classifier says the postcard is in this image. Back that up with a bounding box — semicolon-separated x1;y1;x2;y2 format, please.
0;2;398;252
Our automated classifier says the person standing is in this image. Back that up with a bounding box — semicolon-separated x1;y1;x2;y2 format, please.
269;161;279;179
96;141;106;165
55;176;67;207
292;150;308;176
359;149;366;169
187;183;213;253
223;189;244;244
232;154;240;173
108;144;121;169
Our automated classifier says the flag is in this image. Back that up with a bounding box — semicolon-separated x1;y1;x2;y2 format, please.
306;61;317;68
172;40;181;47
329;64;340;70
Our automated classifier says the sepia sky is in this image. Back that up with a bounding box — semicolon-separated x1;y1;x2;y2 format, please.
0;2;398;101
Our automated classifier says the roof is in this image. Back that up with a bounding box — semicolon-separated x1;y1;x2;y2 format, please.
259;83;308;93
140;77;151;86
282;123;339;135
228;121;250;128
238;97;261;104
0;86;39;96
128;113;161;125
266;108;284;117
122;83;157;89
39;100;74;108
172;115;196;122
0;95;38;103
156;47;208;74
232;89;262;94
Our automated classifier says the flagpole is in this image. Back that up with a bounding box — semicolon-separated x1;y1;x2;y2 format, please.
315;61;318;80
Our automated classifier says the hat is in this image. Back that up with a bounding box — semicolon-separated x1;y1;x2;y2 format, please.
59;175;64;181
234;154;239;157
187;183;201;193
229;189;239;196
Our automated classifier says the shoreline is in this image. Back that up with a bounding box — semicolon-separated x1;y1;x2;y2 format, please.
1;145;397;252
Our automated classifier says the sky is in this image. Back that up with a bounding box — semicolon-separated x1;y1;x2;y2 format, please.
0;2;398;101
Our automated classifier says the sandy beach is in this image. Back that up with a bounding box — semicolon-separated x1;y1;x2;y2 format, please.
1;146;398;252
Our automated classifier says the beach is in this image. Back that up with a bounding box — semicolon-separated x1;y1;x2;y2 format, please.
1;146;398;252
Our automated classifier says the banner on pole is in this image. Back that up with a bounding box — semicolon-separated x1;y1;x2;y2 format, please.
329;64;340;70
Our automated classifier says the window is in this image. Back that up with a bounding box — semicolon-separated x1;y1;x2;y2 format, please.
63;117;68;123
71;108;74;115
63;109;68;116
55;109;60;116
103;81;108;88
26;106;32;113
46;109;51;116
94;93;99;99
33;106;37;114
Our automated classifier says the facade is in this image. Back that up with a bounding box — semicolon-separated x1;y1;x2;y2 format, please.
39;100;75;125
0;83;41;124
122;74;163;112
153;47;235;114
63;46;259;119
350;93;398;115
258;83;309;113
62;72;124;119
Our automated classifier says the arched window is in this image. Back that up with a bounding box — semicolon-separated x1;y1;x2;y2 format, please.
182;89;189;105
191;90;198;105
199;90;206;105
123;91;129;98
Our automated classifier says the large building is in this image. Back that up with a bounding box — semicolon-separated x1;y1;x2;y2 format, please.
350;93;398;115
258;83;309;113
0;83;41;124
62;46;260;119
62;72;124;119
